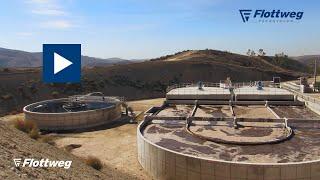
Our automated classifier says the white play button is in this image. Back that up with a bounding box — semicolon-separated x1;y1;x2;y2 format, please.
54;52;73;74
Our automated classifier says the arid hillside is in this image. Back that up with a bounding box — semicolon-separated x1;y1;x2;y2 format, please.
151;50;309;73
0;49;308;115
0;120;136;179
292;55;320;73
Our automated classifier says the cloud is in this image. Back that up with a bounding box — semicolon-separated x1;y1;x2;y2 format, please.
27;0;66;16
41;20;73;29
25;0;75;29
16;32;33;37
31;9;66;16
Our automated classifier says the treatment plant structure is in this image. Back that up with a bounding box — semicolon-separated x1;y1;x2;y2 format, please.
137;79;320;180
23;92;124;131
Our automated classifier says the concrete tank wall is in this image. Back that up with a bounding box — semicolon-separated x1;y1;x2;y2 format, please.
137;121;320;180
24;98;122;131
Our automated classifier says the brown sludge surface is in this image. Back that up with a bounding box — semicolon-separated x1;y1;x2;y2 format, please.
194;105;232;118
143;122;320;163
272;106;320;119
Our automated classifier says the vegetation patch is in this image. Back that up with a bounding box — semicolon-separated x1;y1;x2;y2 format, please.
14;119;36;133
84;156;103;171
29;128;40;139
13;119;40;139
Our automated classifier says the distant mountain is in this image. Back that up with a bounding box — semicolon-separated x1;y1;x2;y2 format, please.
291;55;320;72
0;47;134;67
0;48;40;67
292;55;320;66
80;56;131;67
292;55;320;62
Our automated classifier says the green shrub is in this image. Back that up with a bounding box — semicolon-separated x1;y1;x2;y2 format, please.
14;119;37;133
14;119;40;139
29;128;40;139
85;156;103;170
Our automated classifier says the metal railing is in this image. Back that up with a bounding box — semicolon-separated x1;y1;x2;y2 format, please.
68;94;125;103
233;87;286;95
282;83;320;104
167;87;230;95
166;82;220;92
166;81;281;94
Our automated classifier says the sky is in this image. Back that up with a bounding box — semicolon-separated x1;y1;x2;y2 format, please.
0;0;319;59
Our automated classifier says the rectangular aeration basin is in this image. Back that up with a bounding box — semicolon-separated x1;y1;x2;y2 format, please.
166;87;231;100
234;87;294;101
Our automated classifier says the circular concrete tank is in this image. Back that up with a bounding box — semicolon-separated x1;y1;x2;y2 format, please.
23;95;122;131
140;82;320;179
137;119;320;180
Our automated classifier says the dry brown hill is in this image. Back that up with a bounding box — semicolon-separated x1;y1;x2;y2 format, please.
0;120;108;179
292;55;320;73
151;49;308;73
0;49;308;115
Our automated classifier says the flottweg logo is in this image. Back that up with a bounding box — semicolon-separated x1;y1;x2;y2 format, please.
239;9;304;23
13;159;22;167
13;158;72;169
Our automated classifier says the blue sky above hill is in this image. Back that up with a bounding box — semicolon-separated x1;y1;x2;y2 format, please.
0;0;319;59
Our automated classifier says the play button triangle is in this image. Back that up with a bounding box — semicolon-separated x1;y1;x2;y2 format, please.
54;52;73;74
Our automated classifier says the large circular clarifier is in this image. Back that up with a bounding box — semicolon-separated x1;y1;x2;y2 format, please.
137;119;320;180
23;94;123;131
